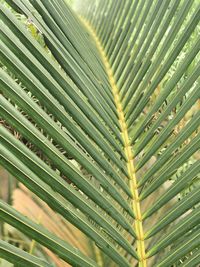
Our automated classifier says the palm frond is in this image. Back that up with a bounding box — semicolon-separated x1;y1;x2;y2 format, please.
0;0;199;266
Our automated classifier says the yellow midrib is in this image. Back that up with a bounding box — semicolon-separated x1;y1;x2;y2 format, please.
80;18;147;267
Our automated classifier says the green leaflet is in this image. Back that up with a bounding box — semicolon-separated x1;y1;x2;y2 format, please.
0;95;134;233
143;160;200;218
0;239;52;267
0;42;131;197
0;200;98;267
181;250;200;267
147;207;200;256
145;187;200;238
136;80;200;170
125;1;199;123
0;0;199;266
0;146;131;266
0;5;127;172
130;36;200;145
141;134;200;202
157;229;200;267
0;68;133;216
0;125;137;258
117;0;179;89
138;111;200;187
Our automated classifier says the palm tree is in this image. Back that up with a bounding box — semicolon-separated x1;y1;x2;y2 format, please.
0;0;199;266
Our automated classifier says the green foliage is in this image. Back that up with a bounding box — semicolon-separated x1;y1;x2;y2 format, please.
0;0;199;266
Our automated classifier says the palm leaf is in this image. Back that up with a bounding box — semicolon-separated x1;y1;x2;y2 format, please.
0;239;52;267
0;0;199;266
